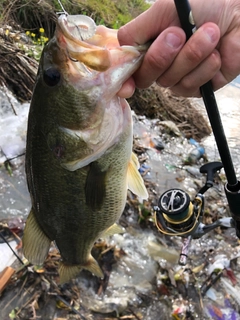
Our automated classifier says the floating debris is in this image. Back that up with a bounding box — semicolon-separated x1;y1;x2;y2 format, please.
185;138;206;164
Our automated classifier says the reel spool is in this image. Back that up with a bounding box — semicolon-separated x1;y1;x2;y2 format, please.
155;188;203;236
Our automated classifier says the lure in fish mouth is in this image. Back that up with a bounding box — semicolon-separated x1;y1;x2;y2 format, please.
22;13;148;284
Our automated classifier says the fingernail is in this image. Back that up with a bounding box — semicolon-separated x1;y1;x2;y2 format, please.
204;26;218;43
165;33;182;49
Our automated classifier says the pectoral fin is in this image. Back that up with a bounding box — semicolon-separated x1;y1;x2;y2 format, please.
22;208;51;265
85;162;107;210
59;255;103;284
127;152;148;200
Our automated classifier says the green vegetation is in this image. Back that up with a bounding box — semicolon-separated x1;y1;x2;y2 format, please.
0;0;150;37
0;0;149;101
20;28;49;60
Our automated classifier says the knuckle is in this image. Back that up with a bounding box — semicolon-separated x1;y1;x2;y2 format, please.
181;76;196;91
157;74;173;88
185;44;204;64
210;51;221;70
147;51;170;71
172;82;200;98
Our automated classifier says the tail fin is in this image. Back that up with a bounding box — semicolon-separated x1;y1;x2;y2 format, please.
59;254;104;284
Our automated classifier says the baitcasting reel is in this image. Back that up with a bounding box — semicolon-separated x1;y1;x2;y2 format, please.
154;161;234;265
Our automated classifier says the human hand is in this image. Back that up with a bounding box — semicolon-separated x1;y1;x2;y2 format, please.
118;0;240;97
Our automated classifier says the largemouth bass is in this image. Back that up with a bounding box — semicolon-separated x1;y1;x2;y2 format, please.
23;14;148;283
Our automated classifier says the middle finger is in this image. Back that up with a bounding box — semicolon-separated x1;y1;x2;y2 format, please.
157;23;220;88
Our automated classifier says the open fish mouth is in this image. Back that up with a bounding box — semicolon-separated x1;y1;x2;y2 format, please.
56;14;110;72
56;14;146;72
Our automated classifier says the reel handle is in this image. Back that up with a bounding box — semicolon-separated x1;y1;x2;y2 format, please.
198;162;223;194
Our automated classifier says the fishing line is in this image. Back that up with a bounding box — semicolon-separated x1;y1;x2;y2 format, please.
56;0;68;15
0;231;25;266
3;152;25;163
56;295;88;319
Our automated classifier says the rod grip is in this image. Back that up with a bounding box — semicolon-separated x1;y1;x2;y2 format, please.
174;0;196;40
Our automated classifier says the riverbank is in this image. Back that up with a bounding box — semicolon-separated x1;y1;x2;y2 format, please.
1;1;240;319
1;82;240;319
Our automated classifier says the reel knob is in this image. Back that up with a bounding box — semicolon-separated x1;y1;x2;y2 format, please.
158;189;191;222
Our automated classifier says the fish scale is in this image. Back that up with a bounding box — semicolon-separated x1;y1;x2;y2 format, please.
23;14;148;283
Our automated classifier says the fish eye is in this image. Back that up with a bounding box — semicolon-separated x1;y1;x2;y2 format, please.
43;67;61;86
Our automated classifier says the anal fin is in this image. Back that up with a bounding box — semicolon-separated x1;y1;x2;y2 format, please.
85;255;104;278
22;208;51;265
101;223;125;238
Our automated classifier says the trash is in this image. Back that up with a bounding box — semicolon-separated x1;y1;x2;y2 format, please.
158;120;182;137
1;81;240;319
152;137;165;151
221;278;240;307
183;165;202;177
0;95;28;161
138;163;151;180
205;287;217;301
207;254;230;275
0;266;15;294
0;222;24;273
133;117;164;151
147;241;179;264
185;138;205;164
205;298;240;320
0;240;18;273
201;268;223;297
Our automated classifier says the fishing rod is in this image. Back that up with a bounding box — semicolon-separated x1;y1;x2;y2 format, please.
154;0;240;264
173;1;238;187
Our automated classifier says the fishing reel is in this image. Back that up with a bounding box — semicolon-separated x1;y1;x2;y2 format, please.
154;161;234;265
155;188;203;238
164;0;240;264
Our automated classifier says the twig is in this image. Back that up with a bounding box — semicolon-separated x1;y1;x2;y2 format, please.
29;295;41;320
56;294;88;320
3;274;28;311
15;288;41;317
126;308;143;320
2;83;17;115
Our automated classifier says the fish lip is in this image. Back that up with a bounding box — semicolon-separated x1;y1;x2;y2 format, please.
55;14;145;74
54;14;148;87
56;14;145;52
57;14;97;46
56;14;111;72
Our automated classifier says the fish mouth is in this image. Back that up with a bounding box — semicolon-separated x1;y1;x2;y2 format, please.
57;14;97;43
56;14;145;72
49;15;149;171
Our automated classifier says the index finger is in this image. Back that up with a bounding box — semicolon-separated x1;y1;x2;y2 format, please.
118;0;178;46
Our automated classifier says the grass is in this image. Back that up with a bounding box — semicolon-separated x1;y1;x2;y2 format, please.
0;0;150;37
0;0;149;101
